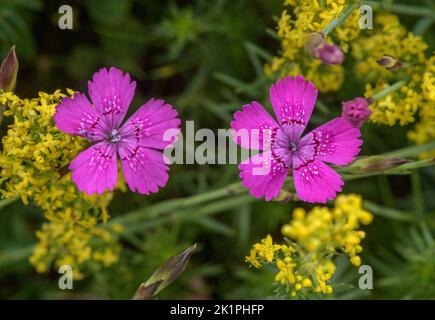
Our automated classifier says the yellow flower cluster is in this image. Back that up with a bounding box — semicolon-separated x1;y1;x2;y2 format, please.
407;56;435;159
408;101;435;159
30;212;124;279
422;56;435;102
0;90;125;277
352;14;431;126
265;0;360;92
246;194;373;298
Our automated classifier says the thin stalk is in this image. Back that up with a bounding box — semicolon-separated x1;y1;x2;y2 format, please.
124;195;255;233
370;79;408;101
322;2;358;36
112;181;244;225
114;142;435;226
366;1;435;19
411;171;425;218
341;159;434;181
363;200;416;222
0;196;18;211
0;244;35;267
384;141;435;158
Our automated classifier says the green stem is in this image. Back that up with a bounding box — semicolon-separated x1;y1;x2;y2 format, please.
370;79;408;101
384;141;435;158
124;195;255;233
411;171;425;217
0;244;34;267
366;1;435;19
111;181;244;224
0;196;18;211
322;2;358;36
363;200;416;222
113;141;435;226
341;159;435;181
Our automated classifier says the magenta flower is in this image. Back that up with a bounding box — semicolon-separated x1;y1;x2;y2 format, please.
54;67;181;195
231;76;362;203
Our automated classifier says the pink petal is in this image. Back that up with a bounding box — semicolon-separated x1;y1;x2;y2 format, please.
69;141;118;195
269;75;318;137
118;144;169;195
299;117;362;166
239;151;289;201
119;98;181;150
293;159;343;203
88;67;136;129
231;101;279;150
54;93;108;141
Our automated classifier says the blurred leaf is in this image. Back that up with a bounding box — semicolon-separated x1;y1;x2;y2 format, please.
84;0;132;26
0;197;19;212
195;217;234;237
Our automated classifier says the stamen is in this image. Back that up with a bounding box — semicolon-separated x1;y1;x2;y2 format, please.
109;129;121;143
289;142;298;152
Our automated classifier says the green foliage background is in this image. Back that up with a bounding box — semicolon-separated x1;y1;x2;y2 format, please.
0;0;434;299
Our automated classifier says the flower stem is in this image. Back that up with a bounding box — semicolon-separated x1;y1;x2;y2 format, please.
322;2;358;36
366;1;435;19
362;200;416;222
384;141;435;158
369;79;408;101
111;142;435;227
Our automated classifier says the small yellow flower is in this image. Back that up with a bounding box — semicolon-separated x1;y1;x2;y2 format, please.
254;234;281;262
245;249;261;268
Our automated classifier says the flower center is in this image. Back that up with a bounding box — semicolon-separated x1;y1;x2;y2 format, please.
109;129;121;143
272;125;302;167
289;142;298;152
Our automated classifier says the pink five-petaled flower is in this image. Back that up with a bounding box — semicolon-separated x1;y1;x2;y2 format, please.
231;75;363;203
54;67;181;195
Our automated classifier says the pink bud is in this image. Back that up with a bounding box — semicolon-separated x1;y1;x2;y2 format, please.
0;46;18;92
341;97;371;128
316;43;345;65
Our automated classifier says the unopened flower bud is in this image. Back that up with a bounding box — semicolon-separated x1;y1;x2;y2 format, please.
344;155;410;174
0;46;19;92
305;33;345;65
376;55;403;71
133;243;196;299
341;97;371;128
316;43;345;65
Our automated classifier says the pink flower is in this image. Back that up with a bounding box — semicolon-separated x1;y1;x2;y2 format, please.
316;43;345;65
54;67;181;195
341;97;371;128
231;75;362;203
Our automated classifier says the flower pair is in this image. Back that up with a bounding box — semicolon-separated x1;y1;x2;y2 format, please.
55;68;362;203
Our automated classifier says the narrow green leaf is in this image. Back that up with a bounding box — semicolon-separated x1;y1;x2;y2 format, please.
0;197;18;212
